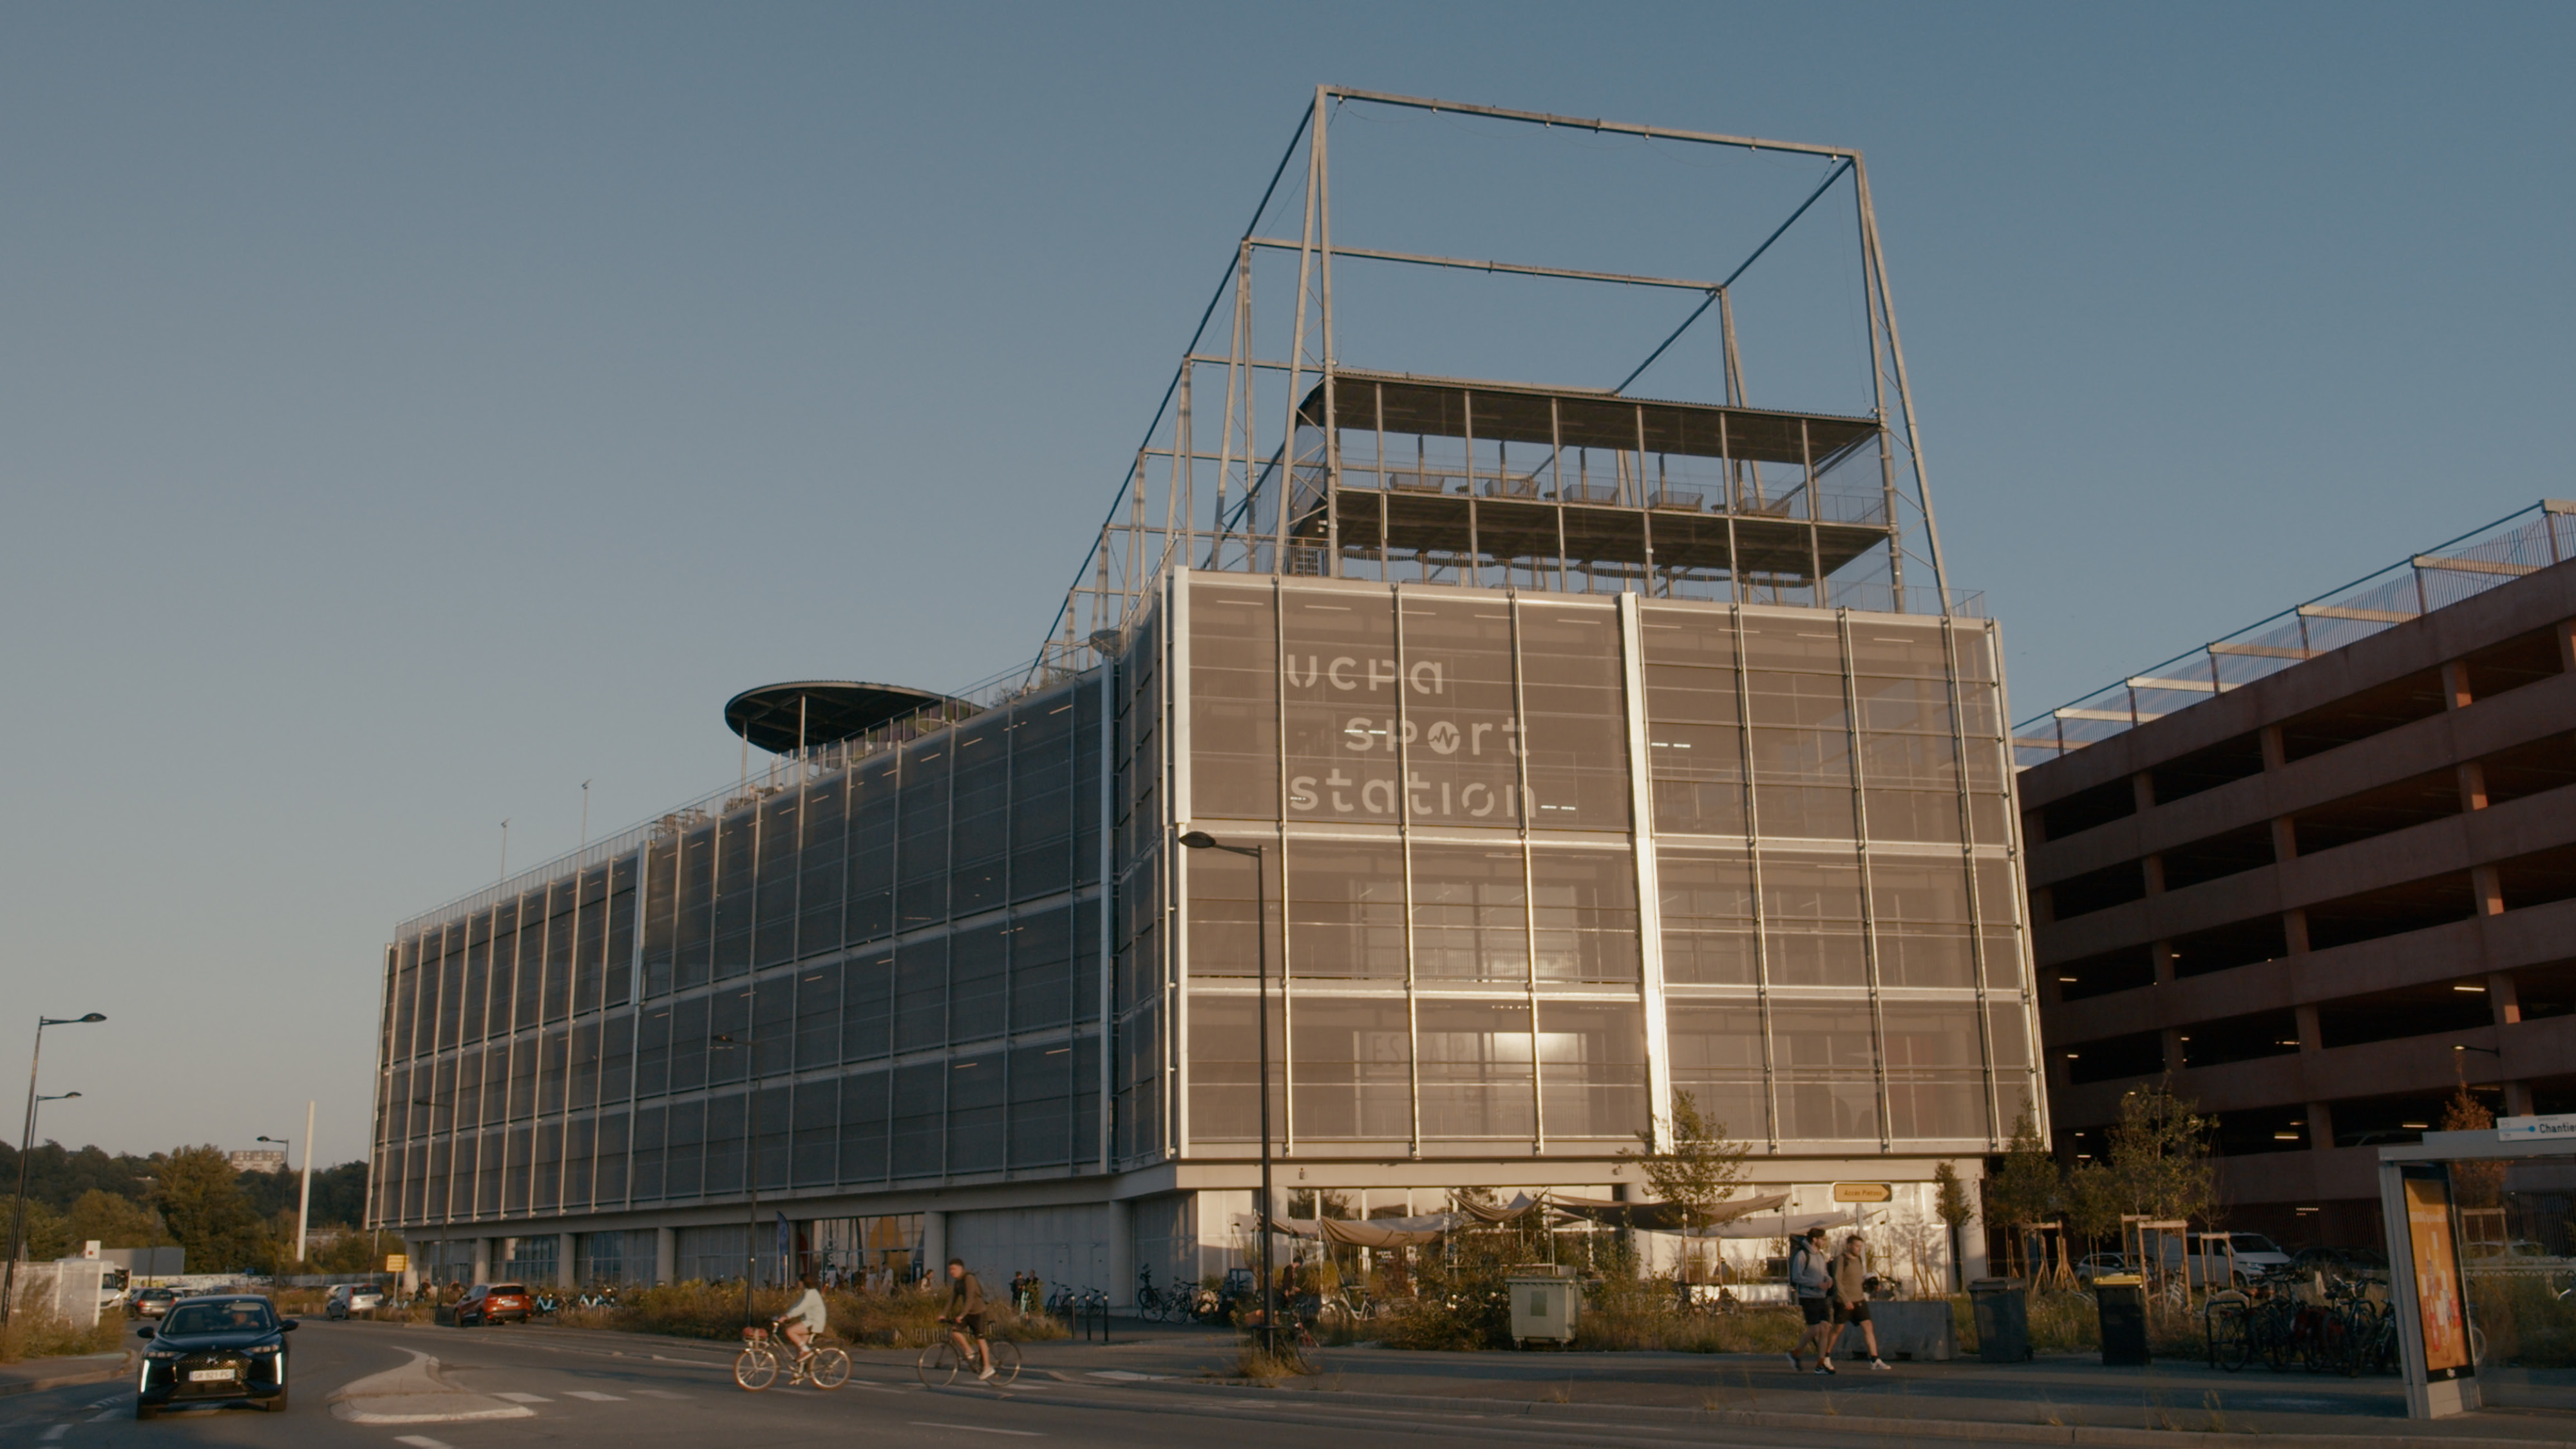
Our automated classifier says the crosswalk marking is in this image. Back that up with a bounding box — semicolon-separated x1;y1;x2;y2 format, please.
910;1423;1042;1437
394;1437;455;1449
562;1390;625;1401
42;1426;70;1441
495;1391;553;1403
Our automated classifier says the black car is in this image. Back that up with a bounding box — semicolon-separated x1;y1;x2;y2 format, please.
135;1295;297;1418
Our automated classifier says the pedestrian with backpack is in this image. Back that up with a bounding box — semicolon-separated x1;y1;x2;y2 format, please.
1786;1226;1837;1372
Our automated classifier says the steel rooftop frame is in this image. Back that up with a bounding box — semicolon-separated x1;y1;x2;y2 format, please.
1020;85;1954;690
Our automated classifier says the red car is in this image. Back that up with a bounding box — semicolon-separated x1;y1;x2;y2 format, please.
454;1283;533;1327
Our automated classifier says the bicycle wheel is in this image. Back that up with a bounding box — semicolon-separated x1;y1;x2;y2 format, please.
735;1344;780;1392
2210;1307;2252;1373
917;1338;961;1388
810;1347;852;1390
985;1338;1022;1386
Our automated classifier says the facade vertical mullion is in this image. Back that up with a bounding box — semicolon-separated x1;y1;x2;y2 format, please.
1736;607;1780;1147
1510;592;1544;1151
1618;593;1675;1151
621;842;650;1211
1393;581;1423;1158
1839;611;1894;1151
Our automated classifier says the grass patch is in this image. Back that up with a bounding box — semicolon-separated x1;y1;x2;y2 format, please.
0;1305;123;1363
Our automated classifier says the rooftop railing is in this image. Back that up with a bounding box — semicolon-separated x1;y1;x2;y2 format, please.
2012;500;2576;768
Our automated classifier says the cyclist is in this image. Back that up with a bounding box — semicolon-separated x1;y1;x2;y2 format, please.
778;1273;829;1367
940;1257;995;1381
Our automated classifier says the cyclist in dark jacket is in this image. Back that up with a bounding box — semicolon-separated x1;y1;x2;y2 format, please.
941;1258;994;1381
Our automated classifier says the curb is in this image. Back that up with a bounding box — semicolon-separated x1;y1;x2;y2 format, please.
0;1351;133;1399
1085;1370;2560;1449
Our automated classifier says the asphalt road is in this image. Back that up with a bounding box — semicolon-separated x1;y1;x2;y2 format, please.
0;1320;1926;1449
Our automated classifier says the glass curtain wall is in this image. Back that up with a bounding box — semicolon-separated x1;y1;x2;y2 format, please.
1176;571;2035;1157
375;677;1106;1232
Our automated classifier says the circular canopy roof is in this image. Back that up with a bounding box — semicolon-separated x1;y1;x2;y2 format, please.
723;681;969;753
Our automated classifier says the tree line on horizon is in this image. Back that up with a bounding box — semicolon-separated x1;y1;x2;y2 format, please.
0;1138;395;1276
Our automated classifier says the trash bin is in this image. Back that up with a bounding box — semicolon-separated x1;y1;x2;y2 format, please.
2094;1274;2150;1366
1969;1277;2030;1363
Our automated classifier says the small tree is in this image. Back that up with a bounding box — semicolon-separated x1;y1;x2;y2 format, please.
1933;1160;1976;1291
1620;1090;1750;1235
2103;1079;2217;1227
1984;1110;2062;1274
2443;1083;2505;1209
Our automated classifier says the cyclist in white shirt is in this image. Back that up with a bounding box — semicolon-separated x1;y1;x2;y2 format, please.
779;1273;828;1359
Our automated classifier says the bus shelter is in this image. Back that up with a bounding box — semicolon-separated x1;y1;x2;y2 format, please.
2379;1119;2576;1420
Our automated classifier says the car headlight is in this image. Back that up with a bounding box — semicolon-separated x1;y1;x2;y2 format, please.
243;1343;281;1354
143;1349;180;1360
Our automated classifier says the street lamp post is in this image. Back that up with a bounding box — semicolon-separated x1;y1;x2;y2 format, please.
5;1010;104;1325
258;1105;315;1271
1177;831;1275;1356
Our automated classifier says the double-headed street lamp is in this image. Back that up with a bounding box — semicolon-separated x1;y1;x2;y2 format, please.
1177;831;1278;1356
6;1012;106;1324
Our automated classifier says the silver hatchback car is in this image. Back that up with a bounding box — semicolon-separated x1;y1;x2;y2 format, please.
324;1283;386;1320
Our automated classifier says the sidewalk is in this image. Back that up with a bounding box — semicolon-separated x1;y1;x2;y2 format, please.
991;1324;2576;1444
0;1350;132;1398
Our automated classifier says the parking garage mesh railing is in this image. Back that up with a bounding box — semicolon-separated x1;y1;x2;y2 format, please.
2014;500;2576;769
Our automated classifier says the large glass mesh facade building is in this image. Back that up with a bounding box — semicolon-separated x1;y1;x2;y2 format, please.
370;91;2040;1294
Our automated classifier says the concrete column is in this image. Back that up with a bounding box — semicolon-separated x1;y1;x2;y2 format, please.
2142;854;2166;895
2307;1103;2335;1151
2473;865;2505;916
2459;761;2490;811
2152;941;2177;987
2295;1003;2324;1054
1958;1163;1993;1283
2557;618;2576;672
2283;909;2310;954
2162;1027;2187;1074
654;1226;677;1285
2503;1081;2535;1117
2490;973;2522;1025
1107;1197;1135;1314
2270;816;2298;863
556;1233;576;1290
923;1211;949;1281
471;1238;492;1284
2259;725;2286;771
2440;660;2474;710
2131;772;2157;813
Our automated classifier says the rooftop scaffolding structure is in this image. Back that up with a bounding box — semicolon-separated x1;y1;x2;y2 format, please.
2012;498;2576;768
1024;86;1965;689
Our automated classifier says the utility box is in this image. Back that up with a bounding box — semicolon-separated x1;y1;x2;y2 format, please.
1970;1277;2031;1363
2094;1274;2150;1366
1507;1265;1579;1345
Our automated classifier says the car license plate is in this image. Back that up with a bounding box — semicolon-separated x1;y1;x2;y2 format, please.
189;1368;236;1382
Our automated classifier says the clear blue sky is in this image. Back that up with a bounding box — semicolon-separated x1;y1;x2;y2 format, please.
5;2;2570;1164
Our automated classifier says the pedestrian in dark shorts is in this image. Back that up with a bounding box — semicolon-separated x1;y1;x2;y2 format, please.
1832;1234;1891;1371
1786;1226;1837;1372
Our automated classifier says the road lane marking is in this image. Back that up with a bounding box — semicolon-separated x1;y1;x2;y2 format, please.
562;1390;625;1401
910;1422;1041;1437
43;1427;69;1441
495;1392;552;1402
395;1438;455;1449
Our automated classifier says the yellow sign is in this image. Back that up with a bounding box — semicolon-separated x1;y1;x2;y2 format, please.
1832;1183;1893;1203
384;1254;410;1273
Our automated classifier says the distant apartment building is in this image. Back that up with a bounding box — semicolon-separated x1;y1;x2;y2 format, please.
228;1149;288;1174
2014;503;2576;1245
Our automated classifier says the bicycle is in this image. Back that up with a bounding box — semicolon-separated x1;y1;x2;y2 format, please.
919;1320;1022;1388
735;1321;853;1392
1135;1268;1173;1323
